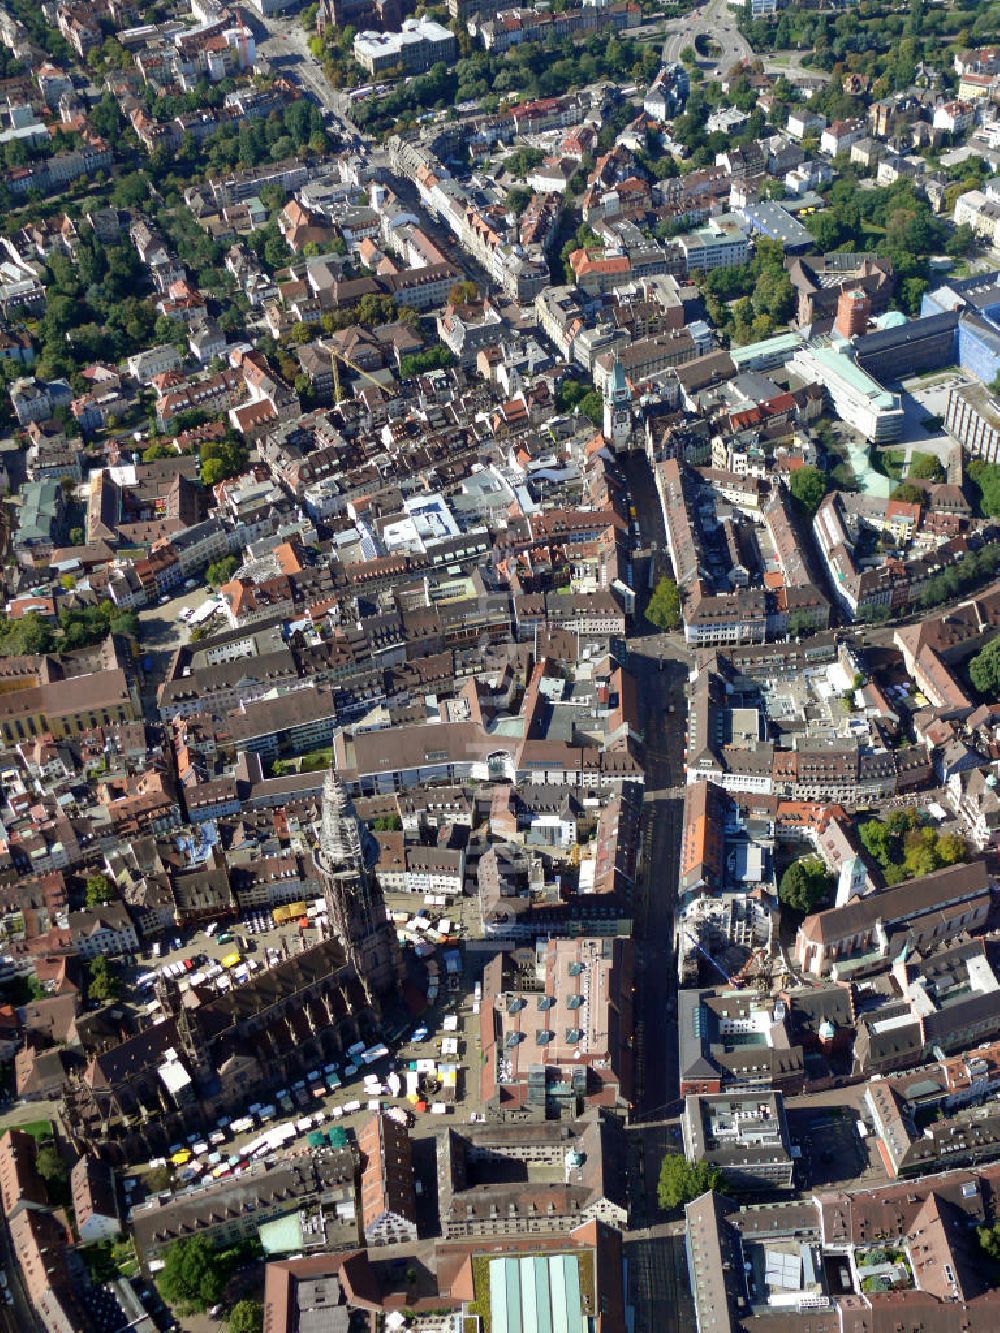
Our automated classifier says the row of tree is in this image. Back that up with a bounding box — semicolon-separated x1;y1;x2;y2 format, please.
859;808;966;884
0;601;139;659
348;33;660;135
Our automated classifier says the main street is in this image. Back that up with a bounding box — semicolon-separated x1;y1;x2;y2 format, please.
623;452;690;1129
662;0;752;70
251;10;356;129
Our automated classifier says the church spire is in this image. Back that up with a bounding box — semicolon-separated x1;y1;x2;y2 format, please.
317;762;403;996
320;768;364;872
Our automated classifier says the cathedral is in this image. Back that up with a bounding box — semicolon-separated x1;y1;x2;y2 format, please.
317;766;404;998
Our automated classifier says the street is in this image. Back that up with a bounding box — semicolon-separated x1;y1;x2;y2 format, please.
662;0;752;70
250;10;363;131
623;452;690;1127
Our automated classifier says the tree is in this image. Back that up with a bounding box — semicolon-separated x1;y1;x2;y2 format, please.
448;281;479;305
779;856;833;914
892;482;925;505
36;1145;68;1197
88;956;123;1004
504;146;544;178
146;1164;173;1193
577;390;603;426
109;612;140;640
228;1301;263;1333
400;346;454;377
789;465;828;517
946;223;976;259
908;452;944;482
158;1236;230;1313
143;442;174;463
859;810;964;882
557;379;589;412
979;1223;1000;1261
968;461;1000;518
206;556;239;588
657;1153;725;1210
85;873;113;907
751;267;795;324
200;439;247;489
505;186;532;216
970;635;1000;699
647;577;682;632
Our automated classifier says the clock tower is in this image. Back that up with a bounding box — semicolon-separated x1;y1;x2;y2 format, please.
603;354;631;450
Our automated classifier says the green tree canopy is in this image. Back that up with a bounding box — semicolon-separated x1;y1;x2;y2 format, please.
859;809;966;884
779;856;834;914
979;1223;1000;1261
87;955;123;1004
657;1153;726;1210
36;1144;67;1190
200;439;247;489
647;577;682;632
504;146;544;178
143;443;174;463
970;636;1000;699
789;466;829;517
968;461;1000;518
400;346;454;378
36;1141;70;1205
146;1164;173;1193
85;873;113;908
158;1236;231;1313
557;379;590;413
892;482;925;506
448;281;479;305
228;1301;263;1333
207;555;239;588
577;390;603;426
907;452;944;482
505;186;533;216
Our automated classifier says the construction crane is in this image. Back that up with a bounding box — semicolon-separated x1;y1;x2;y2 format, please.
684;931;733;986
330;343;390;405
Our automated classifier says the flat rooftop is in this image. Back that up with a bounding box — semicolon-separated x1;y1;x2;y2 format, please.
489;1255;586;1333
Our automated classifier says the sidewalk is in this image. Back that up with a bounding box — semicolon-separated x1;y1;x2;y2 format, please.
0;1101;60;1132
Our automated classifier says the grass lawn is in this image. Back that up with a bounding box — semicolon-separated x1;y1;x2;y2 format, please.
468;1256;492;1333
880;448;906;480
18;1119;53;1140
906;449;944;479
